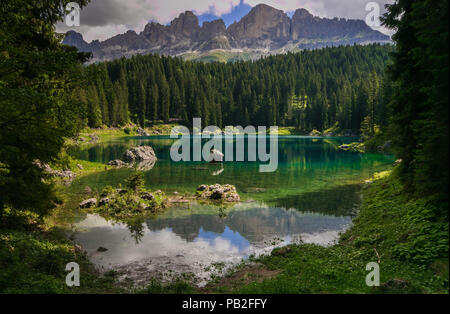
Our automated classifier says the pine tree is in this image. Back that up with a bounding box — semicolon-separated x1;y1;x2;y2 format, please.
160;78;170;123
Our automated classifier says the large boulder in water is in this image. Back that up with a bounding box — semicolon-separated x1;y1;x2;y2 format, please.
122;146;157;163
196;184;240;202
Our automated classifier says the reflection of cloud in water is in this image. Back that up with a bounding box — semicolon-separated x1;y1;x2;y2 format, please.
145;203;352;244
72;207;351;286
299;230;343;246
73;215;250;269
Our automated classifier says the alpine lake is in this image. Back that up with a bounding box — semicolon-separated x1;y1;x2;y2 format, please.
62;135;394;286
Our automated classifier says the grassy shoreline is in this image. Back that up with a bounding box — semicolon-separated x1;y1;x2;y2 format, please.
205;171;448;294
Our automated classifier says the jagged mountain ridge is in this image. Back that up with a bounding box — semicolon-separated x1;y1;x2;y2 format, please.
64;4;390;62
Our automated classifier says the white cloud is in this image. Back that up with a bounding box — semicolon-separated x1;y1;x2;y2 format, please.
243;0;395;35
243;0;393;20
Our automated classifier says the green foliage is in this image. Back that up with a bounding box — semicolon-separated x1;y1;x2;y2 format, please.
0;0;91;216
101;186;115;197
323;122;341;136
140;278;196;294
92;175;167;223
0;221;123;293
382;0;449;200
392;198;449;265
0;229;74;293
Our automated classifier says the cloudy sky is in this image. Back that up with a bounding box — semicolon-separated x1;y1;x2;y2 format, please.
56;0;394;42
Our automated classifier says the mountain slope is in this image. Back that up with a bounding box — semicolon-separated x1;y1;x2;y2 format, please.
63;4;390;62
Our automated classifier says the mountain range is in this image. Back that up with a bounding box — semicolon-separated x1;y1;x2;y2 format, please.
63;4;391;62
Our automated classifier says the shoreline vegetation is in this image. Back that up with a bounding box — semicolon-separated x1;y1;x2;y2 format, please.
69;123;365;146
1;164;447;294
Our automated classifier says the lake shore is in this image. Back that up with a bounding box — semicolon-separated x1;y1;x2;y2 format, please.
1;166;447;293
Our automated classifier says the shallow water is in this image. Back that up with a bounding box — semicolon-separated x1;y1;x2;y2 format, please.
68;136;394;285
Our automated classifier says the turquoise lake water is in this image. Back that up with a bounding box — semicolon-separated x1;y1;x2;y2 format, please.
67;136;394;285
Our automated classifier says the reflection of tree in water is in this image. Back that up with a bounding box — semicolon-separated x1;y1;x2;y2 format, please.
126;217;146;244
218;206;227;219
269;184;362;217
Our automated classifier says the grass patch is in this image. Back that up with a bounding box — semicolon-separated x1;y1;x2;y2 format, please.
207;171;448;294
0;209;124;294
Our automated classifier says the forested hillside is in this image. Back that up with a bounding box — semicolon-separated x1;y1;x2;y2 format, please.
81;44;393;132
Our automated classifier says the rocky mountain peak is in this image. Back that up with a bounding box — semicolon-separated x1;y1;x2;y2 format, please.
169;11;200;39
63;4;391;62
63;30;90;52
198;19;227;42
293;8;314;20
228;2;291;48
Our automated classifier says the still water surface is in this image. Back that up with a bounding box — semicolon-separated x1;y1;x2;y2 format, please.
67;136;394;285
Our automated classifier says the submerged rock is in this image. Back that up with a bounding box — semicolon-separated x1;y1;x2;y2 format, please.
196;184;240;202
79;198;97;208
122;146;157;163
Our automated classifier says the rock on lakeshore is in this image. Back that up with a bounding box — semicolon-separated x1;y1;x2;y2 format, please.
122;146;157;163
108;159;126;167
79;198;97;208
196;184;240;202
33;160;76;180
136;127;150;136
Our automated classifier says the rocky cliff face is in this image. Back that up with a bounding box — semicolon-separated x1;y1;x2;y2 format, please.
228;4;291;49
63;5;390;62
